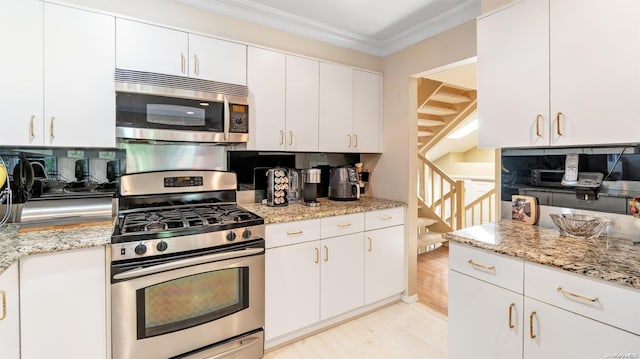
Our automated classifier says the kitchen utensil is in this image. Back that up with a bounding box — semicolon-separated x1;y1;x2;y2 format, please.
511;195;538;225
13;158;34;190
74;160;85;182
550;213;610;239
30;161;47;179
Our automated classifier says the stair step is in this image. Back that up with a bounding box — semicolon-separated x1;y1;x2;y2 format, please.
431;91;471;104
418;130;434;137
417;118;446;127
417;217;439;227
418;105;457;116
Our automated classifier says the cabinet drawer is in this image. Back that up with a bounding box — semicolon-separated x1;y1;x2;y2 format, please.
320;213;365;238
365;207;404;230
449;242;524;294
525;262;640;335
265;219;321;249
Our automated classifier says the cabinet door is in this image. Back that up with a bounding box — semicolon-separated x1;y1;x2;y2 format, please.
352;70;381;153
320;233;364;320
116;18;188;76
188;34;246;85
449;270;523;359
524;297;640;359
43;4;115;148
0;264;20;359
0;0;43;146
20;247;106;359
265;241;320;341
549;0;640;146
364;225;404;304
477;0;549;148
319;62;353;152
247;47;286;151
285;55;319;152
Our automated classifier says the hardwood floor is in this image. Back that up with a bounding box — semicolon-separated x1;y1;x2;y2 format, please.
417;245;449;316
264;302;447;358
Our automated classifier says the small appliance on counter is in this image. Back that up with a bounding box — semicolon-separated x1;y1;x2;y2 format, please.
329;166;360;201
287;168;302;203
266;168;289;206
302;168;321;206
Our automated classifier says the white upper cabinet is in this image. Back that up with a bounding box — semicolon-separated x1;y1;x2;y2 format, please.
319;63;382;153
188;33;246;85
352;70;381;153
285;55;319;152
116;18;189;76
0;0;43;146
44;3;115;148
247;47;286;151
477;0;549;148
319;62;353;152
549;0;640;146
478;0;640;148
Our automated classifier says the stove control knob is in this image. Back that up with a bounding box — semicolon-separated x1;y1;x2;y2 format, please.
134;243;147;255
226;231;237;241
156;241;168;252
242;229;252;239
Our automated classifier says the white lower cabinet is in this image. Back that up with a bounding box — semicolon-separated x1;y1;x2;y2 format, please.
320;233;364;320
364;225;404;304
524;297;639;359
0;263;20;359
20;247;106;359
449;270;523;359
449;242;640;359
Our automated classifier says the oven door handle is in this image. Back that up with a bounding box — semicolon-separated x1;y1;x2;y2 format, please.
113;247;264;280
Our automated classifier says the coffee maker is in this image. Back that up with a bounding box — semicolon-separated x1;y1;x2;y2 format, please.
301;168;321;206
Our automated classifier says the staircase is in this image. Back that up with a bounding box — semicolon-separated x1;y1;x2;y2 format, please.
416;77;496;252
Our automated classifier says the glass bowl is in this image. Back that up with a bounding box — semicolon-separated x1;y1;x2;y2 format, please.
549;214;610;239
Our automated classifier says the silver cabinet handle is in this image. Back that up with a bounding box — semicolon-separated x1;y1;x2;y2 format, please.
194;54;200;75
180;52;186;74
29;115;35;139
557;287;598;303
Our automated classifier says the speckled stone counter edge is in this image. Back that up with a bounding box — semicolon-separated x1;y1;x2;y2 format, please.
443;220;640;290
0;197;407;276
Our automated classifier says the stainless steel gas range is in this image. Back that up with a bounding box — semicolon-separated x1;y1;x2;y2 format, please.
110;170;265;359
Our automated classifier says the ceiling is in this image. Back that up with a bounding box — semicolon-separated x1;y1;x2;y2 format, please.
173;0;481;56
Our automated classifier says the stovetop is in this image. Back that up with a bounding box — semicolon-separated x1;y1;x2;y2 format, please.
113;203;263;242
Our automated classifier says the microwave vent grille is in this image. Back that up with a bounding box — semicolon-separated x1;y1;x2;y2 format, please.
115;68;248;97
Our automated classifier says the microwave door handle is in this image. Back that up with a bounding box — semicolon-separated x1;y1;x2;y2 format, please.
223;95;230;142
112;247;264;280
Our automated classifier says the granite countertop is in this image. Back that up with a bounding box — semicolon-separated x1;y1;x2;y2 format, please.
0;224;112;275
443;219;640;290
241;197;406;224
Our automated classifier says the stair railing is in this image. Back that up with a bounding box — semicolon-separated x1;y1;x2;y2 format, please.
417;154;464;231
464;188;497;227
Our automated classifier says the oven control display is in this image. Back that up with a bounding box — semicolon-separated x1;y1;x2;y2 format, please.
164;176;204;187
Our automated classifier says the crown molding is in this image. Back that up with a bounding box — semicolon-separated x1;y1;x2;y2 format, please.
173;0;480;57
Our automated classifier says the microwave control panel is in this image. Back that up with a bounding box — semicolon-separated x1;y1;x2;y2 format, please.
229;104;249;133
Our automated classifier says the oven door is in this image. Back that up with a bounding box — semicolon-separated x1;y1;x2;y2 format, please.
111;243;264;359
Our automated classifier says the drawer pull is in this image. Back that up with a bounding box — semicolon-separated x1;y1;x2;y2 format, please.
467;259;495;271
367;237;373;252
337;223;352;228
314;247;319;264
323;246;329;262
557;287;598;303
0;290;6;321
380;216;393;221
529;311;537;339
286;230;303;236
508;303;515;329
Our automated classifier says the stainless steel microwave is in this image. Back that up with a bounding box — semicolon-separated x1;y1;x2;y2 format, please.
115;68;249;144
